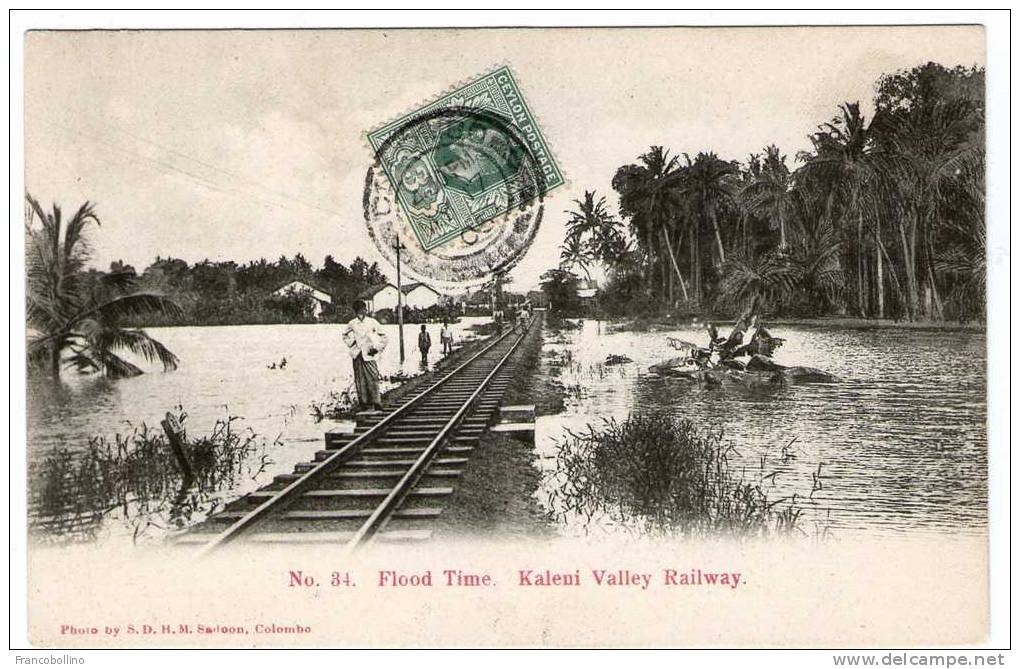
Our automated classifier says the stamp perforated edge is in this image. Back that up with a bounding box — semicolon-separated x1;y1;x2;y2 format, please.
362;61;568;196
358;61;567;289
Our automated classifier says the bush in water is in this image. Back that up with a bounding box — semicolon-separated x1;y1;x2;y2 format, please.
549;412;808;537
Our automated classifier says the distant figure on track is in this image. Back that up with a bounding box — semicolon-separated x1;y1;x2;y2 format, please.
417;324;432;367
440;320;454;355
342;299;388;412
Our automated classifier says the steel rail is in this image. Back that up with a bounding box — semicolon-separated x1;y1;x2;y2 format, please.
342;317;532;553
196;324;519;557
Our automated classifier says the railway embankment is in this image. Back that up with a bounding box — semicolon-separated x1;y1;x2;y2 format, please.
171;316;555;549
433;314;560;539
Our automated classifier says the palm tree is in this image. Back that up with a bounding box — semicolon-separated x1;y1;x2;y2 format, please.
798;102;881;318
559;232;594;280
562;190;629;318
563;190;628;272
871;97;983;320
741;145;796;251
681;152;740;265
934;218;985;322
612;147;690;305
788;218;847;313
26;195;183;379
716;252;800;314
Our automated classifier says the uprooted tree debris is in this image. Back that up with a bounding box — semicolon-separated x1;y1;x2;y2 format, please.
649;305;839;388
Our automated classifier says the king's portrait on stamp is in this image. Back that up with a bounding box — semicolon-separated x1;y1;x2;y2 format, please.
368;66;563;253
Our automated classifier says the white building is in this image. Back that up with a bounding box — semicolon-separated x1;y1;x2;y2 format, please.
273;281;333;320
402;282;443;309
359;282;444;312
359;283;402;312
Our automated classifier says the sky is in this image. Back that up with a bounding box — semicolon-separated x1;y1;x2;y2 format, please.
24;26;984;291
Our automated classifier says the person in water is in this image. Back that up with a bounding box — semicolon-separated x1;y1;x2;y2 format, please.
417;323;432;366
342;300;388;412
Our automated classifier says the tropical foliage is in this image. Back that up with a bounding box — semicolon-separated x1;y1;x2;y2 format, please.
26;195;183;379
71;251;389;326
553;62;985;322
561;190;628;280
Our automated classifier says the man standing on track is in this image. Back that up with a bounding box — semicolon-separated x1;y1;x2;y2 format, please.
342;299;388;412
440;320;454;355
417;323;432;367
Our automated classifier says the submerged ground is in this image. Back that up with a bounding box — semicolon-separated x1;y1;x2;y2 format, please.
27;316;987;544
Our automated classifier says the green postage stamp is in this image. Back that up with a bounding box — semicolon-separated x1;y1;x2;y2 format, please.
367;66;564;251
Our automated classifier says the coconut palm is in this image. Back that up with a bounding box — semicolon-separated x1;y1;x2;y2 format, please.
788;218;847;313
716;252;800;314
870;96;983;320
741;145;796;251
26;195;183;379
565;190;628;268
612;147;692;304
681;151;740;265
798;102;882;318
559;232;594;280
934;218;985;322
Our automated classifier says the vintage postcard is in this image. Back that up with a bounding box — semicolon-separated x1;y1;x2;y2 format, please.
17;22;1001;650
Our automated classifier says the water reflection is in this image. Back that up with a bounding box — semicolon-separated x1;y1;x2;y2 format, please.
536;320;987;537
26;319;488;544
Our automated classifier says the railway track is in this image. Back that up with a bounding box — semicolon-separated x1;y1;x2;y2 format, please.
175;317;535;555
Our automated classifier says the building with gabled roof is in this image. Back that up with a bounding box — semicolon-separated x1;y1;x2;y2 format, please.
357;283;401;312
400;282;444;309
273;280;333;320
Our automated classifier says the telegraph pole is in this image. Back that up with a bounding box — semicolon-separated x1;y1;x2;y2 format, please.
393;236;407;365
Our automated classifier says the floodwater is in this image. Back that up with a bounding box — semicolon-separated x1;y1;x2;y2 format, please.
26;319;486;542
535;320;988;538
27;317;988;542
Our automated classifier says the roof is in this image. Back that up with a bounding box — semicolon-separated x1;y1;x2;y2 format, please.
357;283;398;299
273;280;333;303
467;290;492;304
400;282;441;296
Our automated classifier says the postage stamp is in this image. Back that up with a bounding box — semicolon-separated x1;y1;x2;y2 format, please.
366;66;564;253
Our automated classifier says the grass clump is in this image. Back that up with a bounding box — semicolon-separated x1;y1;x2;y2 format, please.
549;412;805;538
28;407;275;544
309;387;358;422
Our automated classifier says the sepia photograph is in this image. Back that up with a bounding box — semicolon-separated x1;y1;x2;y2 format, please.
11;12;1009;654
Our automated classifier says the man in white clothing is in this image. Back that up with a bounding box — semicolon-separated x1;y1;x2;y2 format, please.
342;300;389;411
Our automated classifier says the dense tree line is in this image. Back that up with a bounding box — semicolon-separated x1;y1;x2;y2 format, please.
26;190;397;379
25;190;399;379
555;62;985;322
89;253;390;326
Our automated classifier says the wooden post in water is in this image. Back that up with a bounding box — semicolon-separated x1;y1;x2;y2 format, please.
161;411;194;483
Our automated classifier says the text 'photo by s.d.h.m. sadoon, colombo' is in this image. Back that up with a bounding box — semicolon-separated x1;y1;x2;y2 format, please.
20;23;998;649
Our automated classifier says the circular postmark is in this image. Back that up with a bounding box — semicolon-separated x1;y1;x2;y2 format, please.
363;106;548;292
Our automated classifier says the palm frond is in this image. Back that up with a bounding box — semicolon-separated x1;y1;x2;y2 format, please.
100;268;139;292
74;292;184;326
100;328;180;371
95;349;144;379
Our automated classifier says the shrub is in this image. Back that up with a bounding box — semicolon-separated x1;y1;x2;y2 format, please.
28;407;275;544
549;412;805;537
